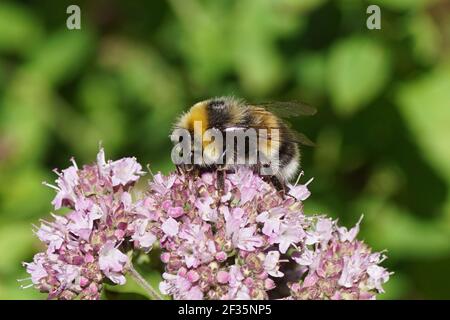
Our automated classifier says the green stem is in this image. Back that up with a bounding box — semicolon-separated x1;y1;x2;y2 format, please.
128;261;163;300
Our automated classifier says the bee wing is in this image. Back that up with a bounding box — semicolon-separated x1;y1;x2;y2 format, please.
290;131;316;147
256;101;317;117
261;130;315;147
225;126;316;147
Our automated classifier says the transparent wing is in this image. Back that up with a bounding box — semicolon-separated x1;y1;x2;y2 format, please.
224;126;315;147
291;131;315;147
263;130;315;147
257;101;317;117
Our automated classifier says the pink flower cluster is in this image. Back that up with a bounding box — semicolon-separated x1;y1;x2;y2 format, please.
137;168;391;300
22;149;144;299
23;149;391;300
288;216;391;299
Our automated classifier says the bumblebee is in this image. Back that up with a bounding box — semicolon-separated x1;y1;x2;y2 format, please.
171;96;316;191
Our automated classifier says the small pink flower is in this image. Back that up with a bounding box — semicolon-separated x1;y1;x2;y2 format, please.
195;197;217;222
264;251;284;277
224;207;246;237
264;278;276;290
338;254;364;288
35;221;66;253
256;207;285;236
161;252;170;263
98;241;128;285
110;157;144;186
293;248;317;266
215;251;227;262
161;218;180;237
49;165;79;209
273;223;304;254
186;286;203;300
217;271;230;284
23;254;48;285
305;218;333;246
338;215;363;242
168;206;184;218
57;264;81;286
367;265;390;293
187;270;200;283
67;205;102;241
234;226;264;252
303;272;319;287
287;177;313;201
151;173;176;195
131;219;157;250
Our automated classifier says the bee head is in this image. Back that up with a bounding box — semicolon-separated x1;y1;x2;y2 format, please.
204;97;237;130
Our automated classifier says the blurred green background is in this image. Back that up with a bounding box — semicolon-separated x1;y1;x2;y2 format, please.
0;0;449;299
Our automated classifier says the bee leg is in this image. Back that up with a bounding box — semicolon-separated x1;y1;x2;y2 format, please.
216;163;229;195
270;176;286;194
180;164;200;181
217;169;225;195
185;164;196;177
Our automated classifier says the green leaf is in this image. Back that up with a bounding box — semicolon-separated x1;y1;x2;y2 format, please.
444;194;450;232
104;270;168;300
0;223;36;274
0;73;54;166
396;64;450;183
0;166;53;219
280;0;327;12
103;289;149;300
407;13;441;65
25;29;94;86
231;0;294;95
170;0;233;85
77;73;126;155
0;277;47;300
0;3;43;55
377;273;411;300
360;198;450;259
98;38;185;150
372;0;428;11
295;52;327;95
327;37;390;117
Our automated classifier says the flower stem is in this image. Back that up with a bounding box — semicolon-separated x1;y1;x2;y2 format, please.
128;261;163;300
